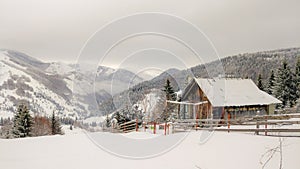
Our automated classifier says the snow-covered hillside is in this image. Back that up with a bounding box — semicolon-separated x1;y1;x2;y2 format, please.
0;50;77;118
0;131;299;169
0;49;144;119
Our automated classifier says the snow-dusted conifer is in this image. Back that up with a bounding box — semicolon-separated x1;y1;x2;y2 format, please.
274;60;297;107
12;104;34;138
51;111;63;135
266;70;275;95
257;74;264;90
162;79;176;122
295;56;300;98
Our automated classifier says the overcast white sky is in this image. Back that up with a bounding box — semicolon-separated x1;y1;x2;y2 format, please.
0;0;300;70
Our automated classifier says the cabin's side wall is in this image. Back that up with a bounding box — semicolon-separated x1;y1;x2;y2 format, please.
181;81;212;119
267;104;276;115
197;86;212;119
181;81;199;119
224;105;268;119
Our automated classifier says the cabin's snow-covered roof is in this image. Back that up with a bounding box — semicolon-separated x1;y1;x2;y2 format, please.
193;78;281;107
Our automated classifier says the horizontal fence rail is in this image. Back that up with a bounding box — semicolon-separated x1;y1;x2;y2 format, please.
172;114;300;136
102;114;300;136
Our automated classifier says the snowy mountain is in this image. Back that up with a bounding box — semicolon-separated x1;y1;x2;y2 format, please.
1;47;300;120
0;49;144;119
0;50;75;119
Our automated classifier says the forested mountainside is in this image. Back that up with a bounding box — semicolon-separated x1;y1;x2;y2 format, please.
107;47;300;114
191;47;300;84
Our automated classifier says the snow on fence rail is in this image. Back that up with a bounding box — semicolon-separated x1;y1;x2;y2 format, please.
172;114;300;136
102;114;300;136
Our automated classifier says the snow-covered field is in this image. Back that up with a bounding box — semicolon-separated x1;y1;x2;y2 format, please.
0;129;299;169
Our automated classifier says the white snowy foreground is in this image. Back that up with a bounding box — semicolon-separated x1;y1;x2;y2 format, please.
0;128;299;169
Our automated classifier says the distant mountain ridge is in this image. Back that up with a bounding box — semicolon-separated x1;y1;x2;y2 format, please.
1;47;299;119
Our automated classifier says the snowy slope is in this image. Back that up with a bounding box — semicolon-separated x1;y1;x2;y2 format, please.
0;131;299;169
0;49;145;119
0;50;78;118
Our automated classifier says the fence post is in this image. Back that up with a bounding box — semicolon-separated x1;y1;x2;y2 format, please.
154;122;156;134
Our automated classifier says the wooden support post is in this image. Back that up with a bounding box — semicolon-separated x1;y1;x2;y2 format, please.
193;105;197;131
154;122;156;134
164;122;167;135
172;124;175;134
210;109;213;131
206;103;209;121
183;105;186;119
199;105;203;127
177;104;180;120
265;116;268;136
255;121;259;135
227;113;231;133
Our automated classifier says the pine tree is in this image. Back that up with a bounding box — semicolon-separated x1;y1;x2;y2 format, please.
266;70;275;95
51;111;63;135
12;104;34;138
295;56;300;98
289;76;298;107
114;111;125;125
274;60;297;107
257;74;264;90
104;115;111;128
162;79;176;122
0;117;3;126
163;79;176;101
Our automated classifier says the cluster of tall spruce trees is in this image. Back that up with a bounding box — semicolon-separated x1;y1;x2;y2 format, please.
257;58;300;108
11;104;63;138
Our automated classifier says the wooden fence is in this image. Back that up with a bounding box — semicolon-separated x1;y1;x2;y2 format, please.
172;114;300;136
103;114;300;136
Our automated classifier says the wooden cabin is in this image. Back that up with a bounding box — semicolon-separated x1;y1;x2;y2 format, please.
180;78;281;120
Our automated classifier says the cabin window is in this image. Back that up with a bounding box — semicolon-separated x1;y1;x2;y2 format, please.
212;107;222;119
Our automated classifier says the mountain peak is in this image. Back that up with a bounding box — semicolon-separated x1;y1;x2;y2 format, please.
1;49;49;70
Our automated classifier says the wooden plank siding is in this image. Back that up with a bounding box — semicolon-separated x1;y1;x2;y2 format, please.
181;79;273;120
